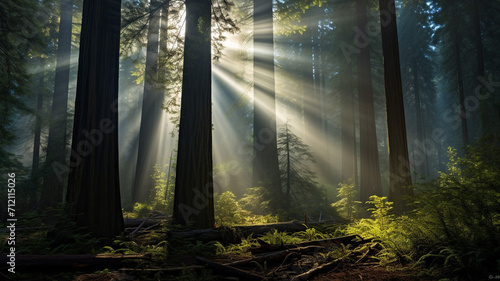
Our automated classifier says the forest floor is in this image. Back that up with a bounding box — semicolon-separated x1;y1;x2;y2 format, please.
1;219;457;281
68;258;442;281
312;263;438;281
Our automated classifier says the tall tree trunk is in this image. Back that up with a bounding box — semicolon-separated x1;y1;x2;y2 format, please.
40;0;72;208
310;20;330;183
252;0;282;209
172;0;214;228
133;0;164;203
454;31;469;147
470;0;488;135
32;67;45;203
66;0;124;238
32;94;43;175
301;27;314;139
285;124;291;210
356;0;382;203
159;1;170;78
338;2;358;186
379;0;413;213
412;58;427;177
341;63;357;184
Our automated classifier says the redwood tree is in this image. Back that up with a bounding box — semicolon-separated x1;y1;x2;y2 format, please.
252;0;282;209
66;0;124;238
172;0;214;228
379;0;413;213
41;0;72;208
133;0;166;203
356;0;382;203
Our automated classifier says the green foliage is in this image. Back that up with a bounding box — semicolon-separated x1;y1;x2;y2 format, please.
178;240;217;257
238;186;272;215
127;202;153;219
276;0;327;35
151;163;174;215
0;0;45;178
346;138;500;277
215;191;242;225
125;163;174;219
213;235;259;256
345;196;414;265
260;229;302;245
102;228;169;264
214;190;279;226
407;139;500;276
295;226;328;241
214;227;330;258
0;206;102;255
332;180;362;219
277;122;331;220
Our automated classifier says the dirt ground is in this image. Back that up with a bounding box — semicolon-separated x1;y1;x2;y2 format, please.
312;263;438;281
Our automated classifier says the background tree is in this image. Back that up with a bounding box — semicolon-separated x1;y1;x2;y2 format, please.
41;0;73;208
356;0;382;203
432;1;469;147
132;0;169;203
172;0;214;228
66;0;124;238
0;0;44;177
252;0;282;209
379;0;413;213
277;122;324;218
398;1;436;178
335;2;358;186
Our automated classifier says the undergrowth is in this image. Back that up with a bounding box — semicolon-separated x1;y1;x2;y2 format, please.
0;205;103;255
339;136;500;280
214;190;279;226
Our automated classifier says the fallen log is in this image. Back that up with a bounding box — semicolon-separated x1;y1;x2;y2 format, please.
293;234;365;248
196;256;264;281
124;218;163;228
119;265;204;273
226;250;291;267
289;253;352;281
250;234;366;255
0;254;150;272
129;218;150;236
170;220;308;242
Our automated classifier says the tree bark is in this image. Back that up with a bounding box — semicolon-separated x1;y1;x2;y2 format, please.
412;58;427;177
356;0;382;203
66;0;124;238
341;63;357;184
41;0;72;208
337;2;358;186
252;0;282;209
379;0;413;213
454;31;469;147
172;0;214;228
470;0;488;135
32;66;45;195
286;123;291;209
